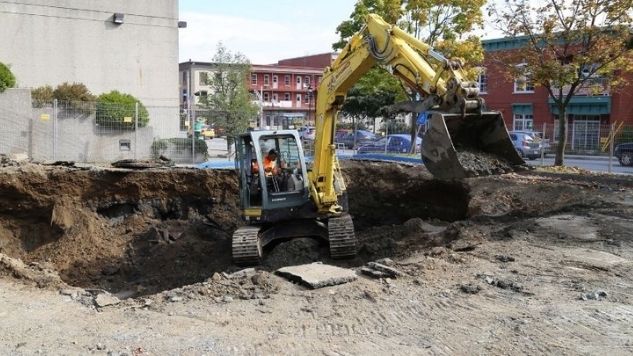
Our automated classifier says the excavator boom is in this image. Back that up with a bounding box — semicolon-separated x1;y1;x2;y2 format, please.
310;14;523;213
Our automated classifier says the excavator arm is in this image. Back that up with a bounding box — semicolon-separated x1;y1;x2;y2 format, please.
308;14;523;214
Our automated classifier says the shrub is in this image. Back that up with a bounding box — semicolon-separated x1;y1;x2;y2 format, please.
53;82;96;109
96;91;149;129
0;62;16;93
31;85;54;107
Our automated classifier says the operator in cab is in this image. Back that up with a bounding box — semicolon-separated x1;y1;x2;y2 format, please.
263;149;281;176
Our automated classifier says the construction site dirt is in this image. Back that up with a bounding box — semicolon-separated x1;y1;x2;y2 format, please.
1;160;632;355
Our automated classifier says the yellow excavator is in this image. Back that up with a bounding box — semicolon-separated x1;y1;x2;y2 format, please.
231;14;523;264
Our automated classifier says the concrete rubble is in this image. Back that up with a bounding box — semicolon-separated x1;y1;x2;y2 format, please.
275;262;357;289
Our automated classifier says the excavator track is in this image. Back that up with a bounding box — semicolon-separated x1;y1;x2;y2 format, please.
232;226;262;265
328;214;357;259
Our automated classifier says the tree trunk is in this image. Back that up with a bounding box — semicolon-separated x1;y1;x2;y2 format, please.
409;113;417;154
554;108;567;166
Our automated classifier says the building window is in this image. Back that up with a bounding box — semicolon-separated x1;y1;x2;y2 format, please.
284;75;290;86
304;94;310;103
182;71;187;85
296;76;302;85
272;75;278;83
514;65;534;93
251;74;257;85
284;93;290;101
264;74;270;86
477;71;487;93
199;72;208;85
296;94;301;102
513;114;534;131
263;92;269;101
305;76;311;85
272;93;278;102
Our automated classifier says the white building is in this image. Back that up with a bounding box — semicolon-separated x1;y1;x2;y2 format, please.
0;0;182;137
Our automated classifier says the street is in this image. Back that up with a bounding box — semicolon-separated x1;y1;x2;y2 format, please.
530;156;632;174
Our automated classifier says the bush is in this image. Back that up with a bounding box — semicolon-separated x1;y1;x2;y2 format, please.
53;82;96;109
96;91;149;129
0;62;16;93
31;85;54;107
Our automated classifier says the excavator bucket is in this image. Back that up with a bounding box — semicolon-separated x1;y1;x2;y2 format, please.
421;111;525;179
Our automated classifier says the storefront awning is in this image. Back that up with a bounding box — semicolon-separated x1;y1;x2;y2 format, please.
548;96;611;115
512;103;533;115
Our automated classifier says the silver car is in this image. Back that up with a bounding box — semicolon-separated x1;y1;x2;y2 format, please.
509;131;542;160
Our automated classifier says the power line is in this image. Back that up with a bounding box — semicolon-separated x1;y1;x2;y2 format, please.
0;9;177;29
0;0;179;21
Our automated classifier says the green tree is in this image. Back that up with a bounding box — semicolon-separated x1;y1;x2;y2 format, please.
489;0;633;166
200;42;258;154
53;82;96;109
333;0;485;152
0;62;16;93
31;85;54;107
96;91;149;129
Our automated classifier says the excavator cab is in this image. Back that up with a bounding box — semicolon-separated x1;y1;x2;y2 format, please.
235;130;310;219
422;111;525;179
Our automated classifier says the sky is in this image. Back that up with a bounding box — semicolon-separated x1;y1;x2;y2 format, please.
178;0;357;64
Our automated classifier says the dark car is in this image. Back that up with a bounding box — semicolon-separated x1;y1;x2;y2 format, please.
615;143;633;166
357;134;422;154
337;130;377;149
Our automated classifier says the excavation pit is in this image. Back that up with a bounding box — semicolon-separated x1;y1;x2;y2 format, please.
0;161;478;296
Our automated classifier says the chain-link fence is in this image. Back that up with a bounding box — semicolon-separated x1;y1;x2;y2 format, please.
0;91;214;164
334;119;633;172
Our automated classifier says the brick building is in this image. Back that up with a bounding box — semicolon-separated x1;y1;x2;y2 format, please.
179;52;336;129
480;36;633;151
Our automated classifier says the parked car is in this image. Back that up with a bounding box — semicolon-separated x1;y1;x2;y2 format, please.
297;126;316;141
337;130;377;149
201;125;215;139
509;131;541;160
512;130;551;155
357;134;422;154
615;143;633;166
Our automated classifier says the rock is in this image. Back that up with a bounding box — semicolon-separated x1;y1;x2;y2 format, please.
360;267;389;279
366;262;404;278
375;258;394;266
169;295;183;303
276;263;357;289
580;290;607;301
362;290;378;303
229;268;256;279
94;293;120;307
495;255;516;263
460;283;481;294
222;295;233;303
96;343;106;351
211;272;222;282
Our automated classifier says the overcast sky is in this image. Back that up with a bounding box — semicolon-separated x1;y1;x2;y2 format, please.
179;0;357;64
178;0;505;65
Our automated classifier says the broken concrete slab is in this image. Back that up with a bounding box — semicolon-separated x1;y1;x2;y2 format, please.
275;263;357;289
562;248;630;270
94;293;121;307
364;262;405;278
536;215;599;241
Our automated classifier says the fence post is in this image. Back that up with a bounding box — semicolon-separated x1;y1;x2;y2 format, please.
541;122;546;165
191;110;195;164
53;99;58;161
134;102;139;160
384;122;389;154
608;123;614;173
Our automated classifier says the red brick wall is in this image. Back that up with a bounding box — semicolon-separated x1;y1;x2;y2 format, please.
277;53;334;68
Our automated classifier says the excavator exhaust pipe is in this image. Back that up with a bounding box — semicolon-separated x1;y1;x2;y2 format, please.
422;111;525;179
